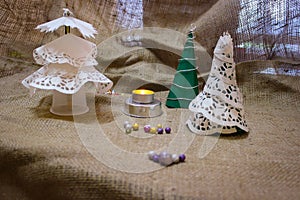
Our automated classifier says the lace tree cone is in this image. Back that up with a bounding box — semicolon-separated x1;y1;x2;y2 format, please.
22;8;113;116
187;32;249;135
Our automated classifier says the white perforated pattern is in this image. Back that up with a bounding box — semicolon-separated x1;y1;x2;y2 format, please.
22;63;113;94
187;32;248;135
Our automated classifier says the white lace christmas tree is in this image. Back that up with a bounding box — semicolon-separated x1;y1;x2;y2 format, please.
22;9;113;116
186;32;248;135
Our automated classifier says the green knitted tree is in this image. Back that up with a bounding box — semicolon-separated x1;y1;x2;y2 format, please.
166;29;199;108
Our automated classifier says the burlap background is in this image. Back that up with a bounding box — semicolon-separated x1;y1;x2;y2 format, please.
0;0;300;199
1;0;299;63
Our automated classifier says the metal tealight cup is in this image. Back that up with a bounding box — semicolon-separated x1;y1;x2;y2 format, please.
132;89;154;104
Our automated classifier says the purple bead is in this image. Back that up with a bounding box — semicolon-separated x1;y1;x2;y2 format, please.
144;125;151;133
165;127;171;134
157;128;164;134
179;154;186;162
152;154;159;163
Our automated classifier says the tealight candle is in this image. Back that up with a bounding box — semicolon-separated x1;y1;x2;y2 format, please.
132;89;154;104
132;89;154;95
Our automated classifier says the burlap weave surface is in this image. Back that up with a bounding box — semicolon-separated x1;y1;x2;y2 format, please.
0;57;299;199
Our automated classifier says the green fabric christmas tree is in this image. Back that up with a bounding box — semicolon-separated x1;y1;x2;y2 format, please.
166;29;199;108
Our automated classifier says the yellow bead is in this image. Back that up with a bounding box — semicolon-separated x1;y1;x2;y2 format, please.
150;127;157;134
157;124;163;128
132;123;139;131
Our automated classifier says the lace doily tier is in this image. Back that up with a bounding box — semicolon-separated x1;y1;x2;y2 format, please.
203;75;243;108
22;63;113;94
189;92;248;132
186;112;237;135
210;58;237;85
33;34;98;67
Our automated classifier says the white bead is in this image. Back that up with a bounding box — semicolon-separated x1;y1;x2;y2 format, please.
124;121;130;128
147;151;156;160
125;124;132;130
159;151;173;166
125;123;132;134
171;154;179;163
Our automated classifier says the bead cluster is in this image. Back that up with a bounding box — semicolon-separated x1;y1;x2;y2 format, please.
148;151;186;166
124;121;171;134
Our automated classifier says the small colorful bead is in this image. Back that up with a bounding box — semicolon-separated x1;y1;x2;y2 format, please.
132;123;139;131
157;124;163;128
165;127;171;134
125;128;132;134
148;151;156;160
150;127;157;134
179;154;186;162
125;123;132;129
152;154;160;162
158;151;173;166
157;128;164;134
148;151;186;166
124;121;130;128
171;154;180;163
125;124;132;134
144;125;151;133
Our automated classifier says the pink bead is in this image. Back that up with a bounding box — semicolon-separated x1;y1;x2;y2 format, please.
144;125;151;133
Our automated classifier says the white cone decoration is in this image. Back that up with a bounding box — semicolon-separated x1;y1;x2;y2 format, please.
22;8;113;116
186;32;248;135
